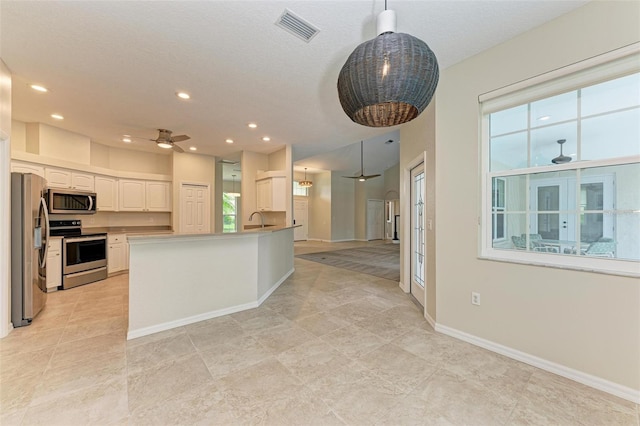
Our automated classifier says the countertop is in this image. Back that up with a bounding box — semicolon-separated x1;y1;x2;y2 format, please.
127;225;298;243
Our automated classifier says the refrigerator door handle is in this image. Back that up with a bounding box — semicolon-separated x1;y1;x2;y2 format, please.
39;196;50;268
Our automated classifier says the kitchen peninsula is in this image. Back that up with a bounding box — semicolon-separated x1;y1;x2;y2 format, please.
126;226;295;339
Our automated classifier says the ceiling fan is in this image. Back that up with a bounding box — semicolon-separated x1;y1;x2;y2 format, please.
150;129;190;153
343;140;381;181
551;138;572;164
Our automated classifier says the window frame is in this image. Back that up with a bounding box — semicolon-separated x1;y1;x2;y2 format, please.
479;46;640;277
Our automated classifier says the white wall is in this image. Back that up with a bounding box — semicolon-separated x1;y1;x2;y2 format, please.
399;1;639;397
0;60;13;337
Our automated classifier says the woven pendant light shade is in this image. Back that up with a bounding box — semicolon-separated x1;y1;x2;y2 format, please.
337;12;439;127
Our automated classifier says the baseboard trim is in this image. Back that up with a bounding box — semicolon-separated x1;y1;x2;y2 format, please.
127;301;258;340
424;311;436;329
257;268;294;306
435;323;640;404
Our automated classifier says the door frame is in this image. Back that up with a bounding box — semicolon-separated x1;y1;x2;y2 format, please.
179;181;211;234
402;152;427;310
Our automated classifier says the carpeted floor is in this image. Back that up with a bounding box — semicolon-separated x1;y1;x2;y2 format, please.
295;243;400;281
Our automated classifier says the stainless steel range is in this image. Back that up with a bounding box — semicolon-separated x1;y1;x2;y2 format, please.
50;220;107;289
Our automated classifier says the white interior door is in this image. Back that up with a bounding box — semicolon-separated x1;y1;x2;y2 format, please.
293;199;308;241
180;184;210;234
367;200;384;240
410;164;425;306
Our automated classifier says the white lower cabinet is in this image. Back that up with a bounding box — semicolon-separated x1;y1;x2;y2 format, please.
46;237;62;291
108;234;128;274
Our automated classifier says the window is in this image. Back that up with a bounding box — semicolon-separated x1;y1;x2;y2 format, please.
293;181;309;196
222;193;237;232
480;50;640;276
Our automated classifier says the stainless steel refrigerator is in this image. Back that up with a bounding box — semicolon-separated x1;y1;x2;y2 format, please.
11;172;49;327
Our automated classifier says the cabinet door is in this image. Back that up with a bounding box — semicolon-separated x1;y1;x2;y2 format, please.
95;176;118;211
71;172;95;191
119;180;146;211
146;181;171;212
11;162;45;177
46;238;62;290
45;168;72;188
271;177;287;211
108;243;124;274
256;179;272;211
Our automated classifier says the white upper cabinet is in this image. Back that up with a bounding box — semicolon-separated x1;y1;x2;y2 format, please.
256;176;286;211
146;181;171;211
119;179;171;212
71;172;95;191
119;180;146;211
11;161;45;177
95;175;118;211
45;167;94;191
45;168;72;188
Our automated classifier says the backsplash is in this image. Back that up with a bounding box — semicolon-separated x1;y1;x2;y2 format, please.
49;211;172;228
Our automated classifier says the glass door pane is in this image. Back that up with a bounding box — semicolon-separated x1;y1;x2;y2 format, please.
411;165;425;296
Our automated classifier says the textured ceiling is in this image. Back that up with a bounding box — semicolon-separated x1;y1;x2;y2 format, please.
0;0;588;175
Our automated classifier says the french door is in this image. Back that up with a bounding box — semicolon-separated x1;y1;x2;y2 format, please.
410;163;425;306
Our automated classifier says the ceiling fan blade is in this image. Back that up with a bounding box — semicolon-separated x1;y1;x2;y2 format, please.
172;144;185;153
342;176;362;179
171;134;190;142
362;174;381;179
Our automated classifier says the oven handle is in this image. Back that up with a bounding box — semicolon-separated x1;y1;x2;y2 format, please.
64;235;107;244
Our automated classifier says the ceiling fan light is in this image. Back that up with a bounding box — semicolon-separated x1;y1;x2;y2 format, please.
337;8;439;127
157;141;173;149
551;138;572;164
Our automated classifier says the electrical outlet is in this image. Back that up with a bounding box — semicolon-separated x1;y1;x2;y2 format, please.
471;292;481;306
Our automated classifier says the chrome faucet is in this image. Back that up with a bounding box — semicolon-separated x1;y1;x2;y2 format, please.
249;211;265;228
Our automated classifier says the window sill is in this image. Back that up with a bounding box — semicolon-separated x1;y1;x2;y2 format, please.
479;249;640;278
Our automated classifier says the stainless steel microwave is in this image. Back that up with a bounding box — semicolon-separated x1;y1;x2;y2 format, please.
47;188;97;214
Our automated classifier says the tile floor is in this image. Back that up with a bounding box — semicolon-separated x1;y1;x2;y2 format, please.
1;241;638;425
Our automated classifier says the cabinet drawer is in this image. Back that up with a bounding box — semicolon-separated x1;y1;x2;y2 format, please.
48;237;62;253
108;234;126;244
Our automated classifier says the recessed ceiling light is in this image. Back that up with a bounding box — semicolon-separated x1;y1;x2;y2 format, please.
538;115;551;121
262;136;271;142
225;139;234;144
176;92;190;100
248;123;257;129
30;84;48;92
189;146;197;151
51;114;64;120
122;137;132;143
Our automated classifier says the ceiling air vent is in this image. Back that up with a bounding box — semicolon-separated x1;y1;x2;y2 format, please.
275;9;320;43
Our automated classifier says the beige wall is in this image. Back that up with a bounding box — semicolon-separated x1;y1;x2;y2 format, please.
308;170;331;241
268;147;286;171
172;152;216;232
330;172;355;241
400;101;436;318
399;1;639;393
91;142;171;175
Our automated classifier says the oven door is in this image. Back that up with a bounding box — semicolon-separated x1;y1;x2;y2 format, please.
63;235;107;274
